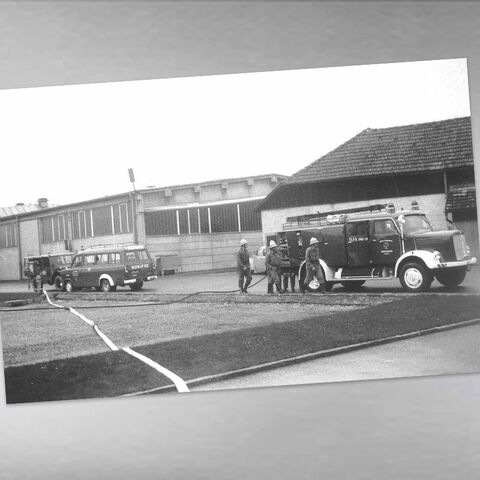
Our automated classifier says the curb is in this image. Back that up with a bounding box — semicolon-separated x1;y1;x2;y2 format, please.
1;296;44;308
124;316;480;396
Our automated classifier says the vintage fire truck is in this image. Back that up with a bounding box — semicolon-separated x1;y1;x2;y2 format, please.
267;202;477;293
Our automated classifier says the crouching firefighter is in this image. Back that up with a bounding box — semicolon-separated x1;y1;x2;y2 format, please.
237;239;252;294
302;237;326;294
265;240;284;294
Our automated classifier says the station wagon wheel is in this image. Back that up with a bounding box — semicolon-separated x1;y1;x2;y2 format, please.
399;262;432;293
63;279;74;293
100;279;112;292
54;275;63;291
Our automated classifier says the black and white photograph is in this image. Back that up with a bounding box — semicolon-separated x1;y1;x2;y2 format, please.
0;57;478;405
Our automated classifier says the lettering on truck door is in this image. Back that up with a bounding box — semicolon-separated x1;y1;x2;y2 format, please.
346;221;371;266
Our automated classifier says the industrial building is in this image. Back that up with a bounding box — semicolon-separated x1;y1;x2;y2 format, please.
0;174;286;281
258;117;479;256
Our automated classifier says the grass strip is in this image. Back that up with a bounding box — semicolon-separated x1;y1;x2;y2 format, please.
4;295;480;404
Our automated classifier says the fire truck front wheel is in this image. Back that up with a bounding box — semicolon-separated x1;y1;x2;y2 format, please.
399;262;432;292
435;267;467;288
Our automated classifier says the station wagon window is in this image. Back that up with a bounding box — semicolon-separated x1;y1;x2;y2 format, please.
135;250;150;261
96;253;109;264
109;253;121;264
125;251;136;260
373;219;396;235
73;256;84;267
84;255;98;265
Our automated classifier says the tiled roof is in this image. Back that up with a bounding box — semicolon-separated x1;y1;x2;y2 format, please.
0;204;42;218
445;184;477;212
287;117;473;185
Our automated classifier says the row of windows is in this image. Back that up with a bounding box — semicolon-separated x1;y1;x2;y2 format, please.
145;201;262;236
41;203;131;243
0;224;17;248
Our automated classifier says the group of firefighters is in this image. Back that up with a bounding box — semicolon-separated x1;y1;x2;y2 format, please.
236;235;327;295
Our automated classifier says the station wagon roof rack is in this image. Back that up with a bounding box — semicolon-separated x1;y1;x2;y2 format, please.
79;242;145;251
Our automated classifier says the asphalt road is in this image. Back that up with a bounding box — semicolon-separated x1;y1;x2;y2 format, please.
1;265;480;296
192;322;480;392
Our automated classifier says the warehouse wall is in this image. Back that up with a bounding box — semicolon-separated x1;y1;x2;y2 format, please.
146;231;264;273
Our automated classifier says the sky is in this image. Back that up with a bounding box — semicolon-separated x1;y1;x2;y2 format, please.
0;58;471;207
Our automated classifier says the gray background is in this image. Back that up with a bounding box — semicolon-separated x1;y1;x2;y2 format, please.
1;2;480;478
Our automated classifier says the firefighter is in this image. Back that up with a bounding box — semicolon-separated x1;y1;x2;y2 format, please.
302;237;326;294
265;240;284;294
279;238;296;293
25;260;43;293
237;239;252;294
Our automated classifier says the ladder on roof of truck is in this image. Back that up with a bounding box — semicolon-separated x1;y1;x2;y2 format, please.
282;203;390;230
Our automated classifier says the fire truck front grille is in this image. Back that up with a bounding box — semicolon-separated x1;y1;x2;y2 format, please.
453;233;468;260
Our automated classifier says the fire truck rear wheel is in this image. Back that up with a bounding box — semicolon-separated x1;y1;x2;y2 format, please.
435;268;467;288
341;281;365;291
399;262;432;292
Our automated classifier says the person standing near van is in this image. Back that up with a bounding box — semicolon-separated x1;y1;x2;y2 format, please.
237;239;252;294
265;240;284;294
302;237;326;293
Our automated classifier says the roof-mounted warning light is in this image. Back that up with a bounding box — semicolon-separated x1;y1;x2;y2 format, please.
411;201;419;211
387;203;395;213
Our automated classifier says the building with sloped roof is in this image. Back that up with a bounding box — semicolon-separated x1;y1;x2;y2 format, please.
0;174;286;281
258;116;478;255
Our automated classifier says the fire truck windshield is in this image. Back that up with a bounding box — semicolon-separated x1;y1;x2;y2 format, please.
402;214;432;234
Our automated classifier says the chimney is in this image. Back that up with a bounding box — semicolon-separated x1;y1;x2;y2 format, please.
37;198;49;209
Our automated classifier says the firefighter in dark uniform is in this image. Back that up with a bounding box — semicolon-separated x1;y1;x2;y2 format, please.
25;260;43;293
265;240;284;294
237;239;252;294
302;237;326;293
279;235;296;293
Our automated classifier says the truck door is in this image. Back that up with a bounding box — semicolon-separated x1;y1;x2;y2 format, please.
371;218;401;265
346;221;371;266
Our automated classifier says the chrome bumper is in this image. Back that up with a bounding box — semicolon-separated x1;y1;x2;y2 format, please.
436;257;477;269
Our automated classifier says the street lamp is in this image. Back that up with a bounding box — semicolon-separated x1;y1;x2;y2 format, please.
128;168;138;244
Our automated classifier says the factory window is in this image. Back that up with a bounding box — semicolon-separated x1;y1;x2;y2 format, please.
0;223;17;248
210;204;238;233
199;208;210;233
178;209;189;234
112;203;130;234
41;215;67;243
145;210;178;235
189;208;200;233
145;200;263;236
239;200;262;231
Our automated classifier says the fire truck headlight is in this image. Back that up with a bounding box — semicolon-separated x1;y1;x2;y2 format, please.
433;251;444;263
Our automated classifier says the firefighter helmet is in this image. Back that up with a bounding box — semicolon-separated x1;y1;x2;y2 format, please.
269;240;277;248
240;239;248;246
310;237;319;245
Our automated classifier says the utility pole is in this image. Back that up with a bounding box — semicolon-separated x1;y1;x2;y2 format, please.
128;168;139;245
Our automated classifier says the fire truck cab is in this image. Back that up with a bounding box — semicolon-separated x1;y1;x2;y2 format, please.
268;202;477;293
